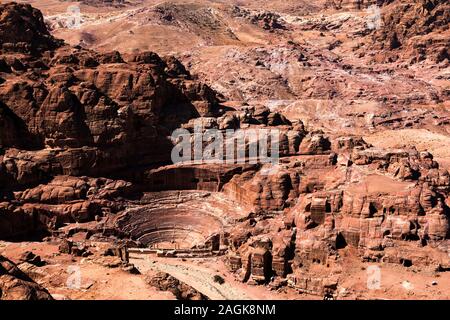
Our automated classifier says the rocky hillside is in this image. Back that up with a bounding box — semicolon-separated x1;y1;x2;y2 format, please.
0;1;449;300
0;2;63;53
367;0;450;63
0;254;53;300
0;2;221;240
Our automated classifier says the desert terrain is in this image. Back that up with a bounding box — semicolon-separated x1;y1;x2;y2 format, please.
0;0;449;300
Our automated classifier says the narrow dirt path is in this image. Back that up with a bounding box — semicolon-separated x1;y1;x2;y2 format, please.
131;256;253;300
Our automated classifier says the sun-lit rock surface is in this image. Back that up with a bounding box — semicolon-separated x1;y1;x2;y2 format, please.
0;0;449;300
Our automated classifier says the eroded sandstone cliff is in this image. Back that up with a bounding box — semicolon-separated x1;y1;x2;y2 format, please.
0;1;449;300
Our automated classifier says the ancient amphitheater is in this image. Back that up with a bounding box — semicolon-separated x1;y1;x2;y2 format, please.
0;0;449;301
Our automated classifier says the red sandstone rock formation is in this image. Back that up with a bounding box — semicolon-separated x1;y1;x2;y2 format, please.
367;0;450;64
0;1;449;300
0;254;53;300
0;3;63;54
0;2;222;240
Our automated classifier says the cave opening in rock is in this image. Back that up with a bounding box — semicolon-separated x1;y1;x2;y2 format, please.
400;258;413;267
336;232;348;249
264;252;273;283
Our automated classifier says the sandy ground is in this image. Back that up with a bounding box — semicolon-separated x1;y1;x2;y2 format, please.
130;254;305;300
336;248;450;300
364;129;450;170
2;240;447;300
0;241;174;300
